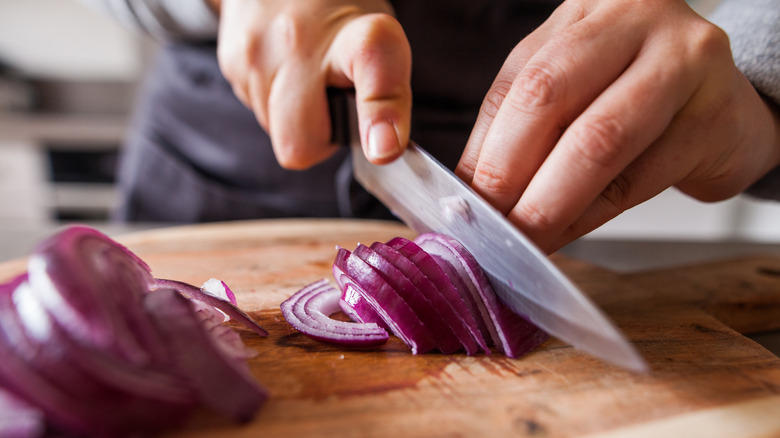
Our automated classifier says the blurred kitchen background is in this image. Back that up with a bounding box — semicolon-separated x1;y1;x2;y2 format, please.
0;0;778;264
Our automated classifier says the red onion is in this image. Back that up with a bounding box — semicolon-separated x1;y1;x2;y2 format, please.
0;225;268;437
282;232;548;359
374;240;489;355
280;279;389;347
333;247;437;354
354;243;461;354
0;388;44;438
153;278;268;337
414;233;549;358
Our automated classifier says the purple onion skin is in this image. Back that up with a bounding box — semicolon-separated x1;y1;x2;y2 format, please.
0;388;44;438
414;233;549;359
0;225;269;436
333;251;388;328
332;248;437;354
378;239;489;355
145;290;268;423
354;244;461;354
280;280;389;347
153;278;268;337
27;226;159;364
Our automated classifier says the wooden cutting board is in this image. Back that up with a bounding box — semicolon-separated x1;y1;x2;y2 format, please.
1;219;779;437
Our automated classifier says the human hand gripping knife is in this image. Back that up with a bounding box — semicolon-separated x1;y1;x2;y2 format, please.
330;91;647;372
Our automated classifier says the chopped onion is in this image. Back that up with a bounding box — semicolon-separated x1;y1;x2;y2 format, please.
354;243;461;354
282;232;548;359
414;233;549;358
332;247;437;354
0;388;44;438
0;225;268;436
280;279;389;347
375;240;489;356
153;278;268;337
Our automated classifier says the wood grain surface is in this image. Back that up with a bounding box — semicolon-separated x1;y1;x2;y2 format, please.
1;219;779;437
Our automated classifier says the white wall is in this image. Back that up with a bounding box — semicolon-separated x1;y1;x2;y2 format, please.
587;190;780;242
0;0;144;80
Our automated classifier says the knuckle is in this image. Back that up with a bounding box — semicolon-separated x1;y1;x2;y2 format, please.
481;79;513;120
270;12;305;55
598;173;634;213
509;63;564;112
569;114;627;169
689;21;731;61
353;14;409;60
515;201;555;235
472;161;516;199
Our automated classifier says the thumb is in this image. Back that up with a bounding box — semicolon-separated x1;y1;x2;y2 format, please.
329;13;412;164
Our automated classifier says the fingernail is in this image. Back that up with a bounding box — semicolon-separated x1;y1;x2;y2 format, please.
367;120;400;162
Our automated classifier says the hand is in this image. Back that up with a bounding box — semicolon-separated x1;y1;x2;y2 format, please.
456;0;780;253
215;0;412;168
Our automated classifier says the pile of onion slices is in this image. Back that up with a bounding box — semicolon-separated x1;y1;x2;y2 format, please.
0;225;268;437
281;233;548;357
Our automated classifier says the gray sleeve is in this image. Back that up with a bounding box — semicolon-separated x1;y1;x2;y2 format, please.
708;0;780;200
78;0;218;41
709;0;780;105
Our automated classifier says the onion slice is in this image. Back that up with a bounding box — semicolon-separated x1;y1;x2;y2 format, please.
386;237;492;354
153;278;268;337
0;225;269;436
354;244;461;354
372;241;487;355
0;388;44;438
144;290;268;423
280;279;389;347
414;233;549;358
332;247;437;354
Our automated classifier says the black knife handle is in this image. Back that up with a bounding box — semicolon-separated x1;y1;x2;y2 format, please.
327;87;355;147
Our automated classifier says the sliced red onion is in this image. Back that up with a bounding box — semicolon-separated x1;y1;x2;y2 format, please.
144;289;268;423
0;388;44;438
414;233;549;358
386;237;491;354
202;278;237;305
332;247;437;354
338;283;380;326
152;278;268;337
281;279;389;347
2;276;196;436
371;241;486;356
0;225;269;436
354;244;461;354
26;226;160;365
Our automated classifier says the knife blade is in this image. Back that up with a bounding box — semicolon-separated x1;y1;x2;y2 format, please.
338;93;647;372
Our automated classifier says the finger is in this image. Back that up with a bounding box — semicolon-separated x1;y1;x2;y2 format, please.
457;2;589;183
246;69;271;128
216;2;259;111
544;91;723;253
267;59;337;170
546;134;693;253
463;10;650;215
329;13;412;164
509;36;703;252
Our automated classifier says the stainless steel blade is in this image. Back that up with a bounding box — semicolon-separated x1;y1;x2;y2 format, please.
346;109;646;372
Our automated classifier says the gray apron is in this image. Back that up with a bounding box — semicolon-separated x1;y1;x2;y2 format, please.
115;0;560;223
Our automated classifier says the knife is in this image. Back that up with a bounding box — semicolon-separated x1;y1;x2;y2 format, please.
332;92;647;372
